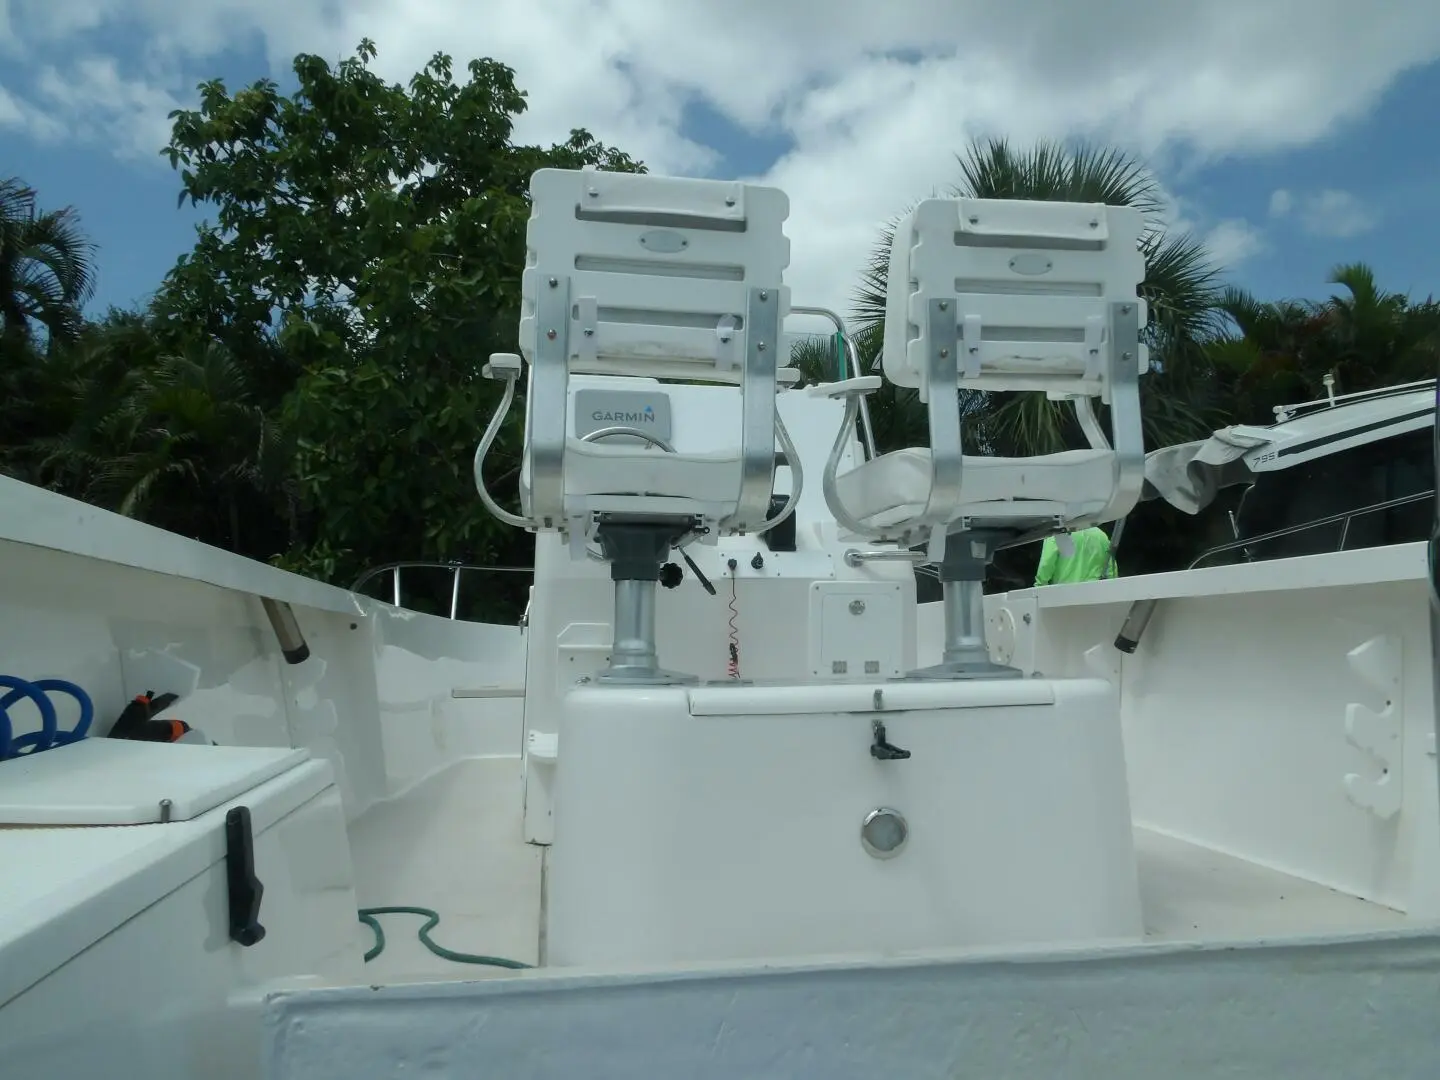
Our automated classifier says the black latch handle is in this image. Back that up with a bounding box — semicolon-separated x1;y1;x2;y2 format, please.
870;720;911;761
226;806;267;947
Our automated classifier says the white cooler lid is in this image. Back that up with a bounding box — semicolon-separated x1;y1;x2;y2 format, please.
0;739;311;825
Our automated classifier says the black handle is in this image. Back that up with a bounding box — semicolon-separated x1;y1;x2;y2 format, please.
225;806;267;947
678;549;716;595
870;720;911;761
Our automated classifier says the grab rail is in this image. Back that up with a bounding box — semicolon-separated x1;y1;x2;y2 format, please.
1187;489;1434;570
845;548;927;567
1273;377;1436;422
790;305;878;460
350;561;533;620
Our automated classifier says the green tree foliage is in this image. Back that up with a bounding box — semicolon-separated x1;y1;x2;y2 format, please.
34;325;293;549
152;39;642;589
0;42;642;619
0;179;98;472
0;178;96;354
1213;263;1440;423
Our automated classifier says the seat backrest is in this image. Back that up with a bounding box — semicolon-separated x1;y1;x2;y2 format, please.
521;169;791;382
882;197;1148;402
518;169;792;536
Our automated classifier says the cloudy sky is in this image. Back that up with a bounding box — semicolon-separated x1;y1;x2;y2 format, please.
3;0;1439;328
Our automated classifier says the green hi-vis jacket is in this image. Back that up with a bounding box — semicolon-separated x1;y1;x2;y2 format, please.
1034;527;1118;586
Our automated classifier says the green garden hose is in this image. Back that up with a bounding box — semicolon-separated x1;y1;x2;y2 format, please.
357;905;532;970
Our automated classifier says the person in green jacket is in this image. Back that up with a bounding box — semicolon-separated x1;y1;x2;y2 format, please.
1034;526;1118;586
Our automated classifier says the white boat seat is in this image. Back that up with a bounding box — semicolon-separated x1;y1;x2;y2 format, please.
835;447;1114;529
809;195;1150;679
475;167;795;685
814;197;1150;550
521;439;744;518
506;168;793;540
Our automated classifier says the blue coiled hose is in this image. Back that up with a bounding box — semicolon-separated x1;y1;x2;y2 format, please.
0;676;94;761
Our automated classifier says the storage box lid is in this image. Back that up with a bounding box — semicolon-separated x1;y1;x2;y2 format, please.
0;739;311;825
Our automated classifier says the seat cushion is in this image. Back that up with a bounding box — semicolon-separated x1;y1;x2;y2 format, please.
520;439;747;520
835;447;1115;527
564;438;742;502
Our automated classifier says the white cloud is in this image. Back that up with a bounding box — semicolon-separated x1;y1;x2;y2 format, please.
0;85;21;126
2;0;1436;314
1203;219;1267;267
1268;186;1379;238
0;83;66;142
1296;189;1380;238
32;56;187;159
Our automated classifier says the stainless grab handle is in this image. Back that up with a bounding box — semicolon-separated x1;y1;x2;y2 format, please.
845;548;927;568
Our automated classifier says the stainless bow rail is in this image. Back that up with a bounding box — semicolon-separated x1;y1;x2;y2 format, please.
350;560;533;620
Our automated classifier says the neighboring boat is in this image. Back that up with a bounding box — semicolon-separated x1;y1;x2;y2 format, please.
2;171;1438;1080
1143;378;1435;567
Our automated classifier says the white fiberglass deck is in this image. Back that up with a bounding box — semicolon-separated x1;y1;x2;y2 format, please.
341;755;1404;982
1133;828;1404;941
346;758;543;982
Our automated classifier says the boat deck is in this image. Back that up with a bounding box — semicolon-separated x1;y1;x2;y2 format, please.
344;758;1405;985
1134;827;1404;940
348;758;544;983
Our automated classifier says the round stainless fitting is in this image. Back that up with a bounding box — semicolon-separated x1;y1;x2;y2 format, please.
860;807;909;859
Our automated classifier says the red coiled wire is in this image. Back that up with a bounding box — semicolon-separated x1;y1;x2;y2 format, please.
726;573;741;680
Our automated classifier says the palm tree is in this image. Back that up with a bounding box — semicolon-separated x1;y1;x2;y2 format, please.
0;179;96;355
1320;263;1439;390
0;180;98;479
28;328;294;556
851;138;1226;457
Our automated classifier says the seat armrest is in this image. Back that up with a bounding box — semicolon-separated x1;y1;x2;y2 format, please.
806;376;882;399
484;352;523;380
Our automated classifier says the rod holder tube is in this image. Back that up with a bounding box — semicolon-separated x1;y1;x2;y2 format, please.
1114;597;1157;654
260;597;311;665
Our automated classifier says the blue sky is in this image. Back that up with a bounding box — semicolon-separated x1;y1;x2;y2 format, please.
3;1;1438;322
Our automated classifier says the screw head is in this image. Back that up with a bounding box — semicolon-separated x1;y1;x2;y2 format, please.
968;215;979;224
939;348;950;358
546;330;557;340
1120;304;1132;314
587;187;599;197
548;277;558;287
757;342;767;351
848;599;866;615
759;290;769;301
938;300;949;310
583;328;594;336
724;196;736;206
